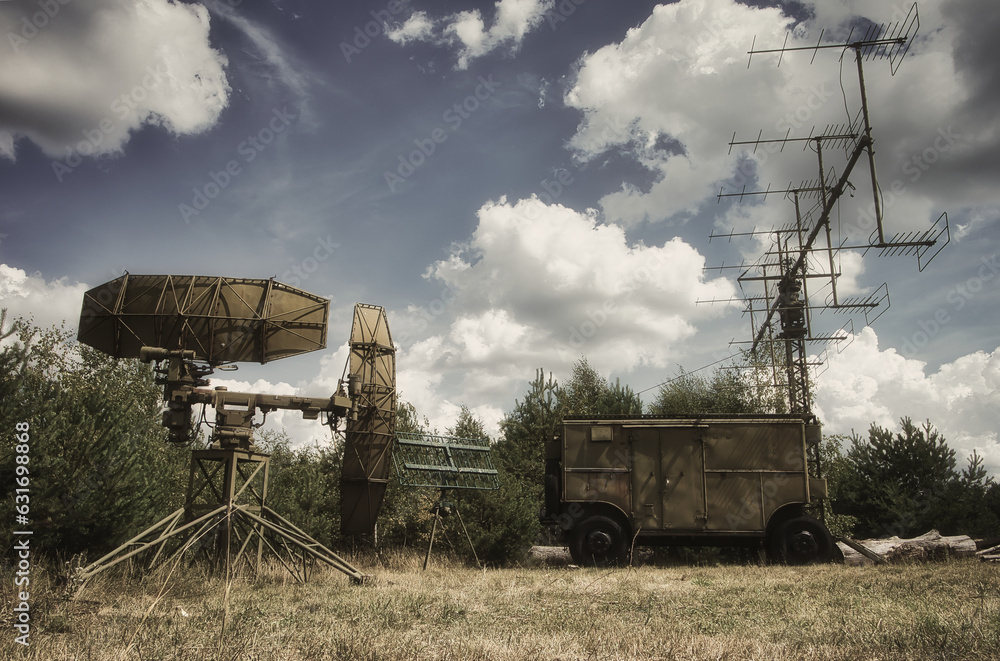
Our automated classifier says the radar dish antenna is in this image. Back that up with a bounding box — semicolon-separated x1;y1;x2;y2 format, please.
73;276;395;587
78;274;328;365
341;304;397;535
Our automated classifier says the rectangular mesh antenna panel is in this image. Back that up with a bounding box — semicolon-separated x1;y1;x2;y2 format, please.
393;432;499;490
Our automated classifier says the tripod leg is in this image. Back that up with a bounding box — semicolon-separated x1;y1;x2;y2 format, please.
423;507;440;571
454;506;481;569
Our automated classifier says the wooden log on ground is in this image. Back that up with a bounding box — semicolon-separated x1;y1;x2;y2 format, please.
837;536;887;565
976;543;1000;556
837;530;978;566
977;543;1000;563
527;546;573;566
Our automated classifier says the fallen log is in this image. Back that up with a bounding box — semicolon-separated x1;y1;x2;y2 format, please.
527;546;573;566
836;536;887;565
977;543;1000;563
530;530;979;568
836;530;978;566
976;543;1000;557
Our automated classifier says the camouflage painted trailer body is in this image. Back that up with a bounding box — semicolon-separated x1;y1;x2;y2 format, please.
542;416;835;565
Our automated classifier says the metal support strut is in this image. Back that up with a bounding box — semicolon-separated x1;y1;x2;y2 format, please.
77;448;368;587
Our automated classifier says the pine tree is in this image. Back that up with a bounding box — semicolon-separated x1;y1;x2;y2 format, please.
837;418;998;538
945;449;998;537
449;404;489;441
562;358;642;417
562;358;605;417
497;369;563;488
0;313;188;557
648;364;782;415
600;377;644;416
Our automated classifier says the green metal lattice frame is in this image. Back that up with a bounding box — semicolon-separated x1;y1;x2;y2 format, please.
393;433;499;490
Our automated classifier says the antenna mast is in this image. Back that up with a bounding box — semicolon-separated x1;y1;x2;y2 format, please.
706;2;949;417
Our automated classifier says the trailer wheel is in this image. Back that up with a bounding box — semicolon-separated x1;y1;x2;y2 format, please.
772;515;834;564
569;515;628;566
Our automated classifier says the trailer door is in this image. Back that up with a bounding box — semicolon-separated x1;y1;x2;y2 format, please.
659;428;706;530
629;428;662;530
628;426;706;531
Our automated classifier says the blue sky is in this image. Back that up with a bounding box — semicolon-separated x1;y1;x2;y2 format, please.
1;0;998;472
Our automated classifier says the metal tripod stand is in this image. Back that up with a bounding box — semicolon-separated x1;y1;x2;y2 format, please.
422;490;481;570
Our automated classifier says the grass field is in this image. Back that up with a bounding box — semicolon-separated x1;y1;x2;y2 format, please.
4;552;999;660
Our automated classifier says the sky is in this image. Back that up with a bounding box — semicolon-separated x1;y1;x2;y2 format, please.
1;0;998;474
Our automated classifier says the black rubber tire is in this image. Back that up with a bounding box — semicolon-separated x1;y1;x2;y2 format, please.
569;515;628;567
773;514;835;565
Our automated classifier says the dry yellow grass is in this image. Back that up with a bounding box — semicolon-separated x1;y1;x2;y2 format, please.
3;552;999;660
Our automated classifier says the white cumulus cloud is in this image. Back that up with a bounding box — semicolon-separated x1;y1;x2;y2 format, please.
0;264;88;332
564;0;999;236
393;195;735;435
0;0;230;162
387;0;554;70
814;327;1000;475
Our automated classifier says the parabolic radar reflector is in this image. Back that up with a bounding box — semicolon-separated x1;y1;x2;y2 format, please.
77;274;328;364
342;304;397;535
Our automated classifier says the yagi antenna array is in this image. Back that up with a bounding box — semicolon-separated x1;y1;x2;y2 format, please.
747;2;920;75
705;2;949;417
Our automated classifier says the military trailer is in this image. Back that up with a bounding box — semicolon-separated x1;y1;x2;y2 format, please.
541;415;835;565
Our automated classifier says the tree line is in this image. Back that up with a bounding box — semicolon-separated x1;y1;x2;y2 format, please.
1;314;997;567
